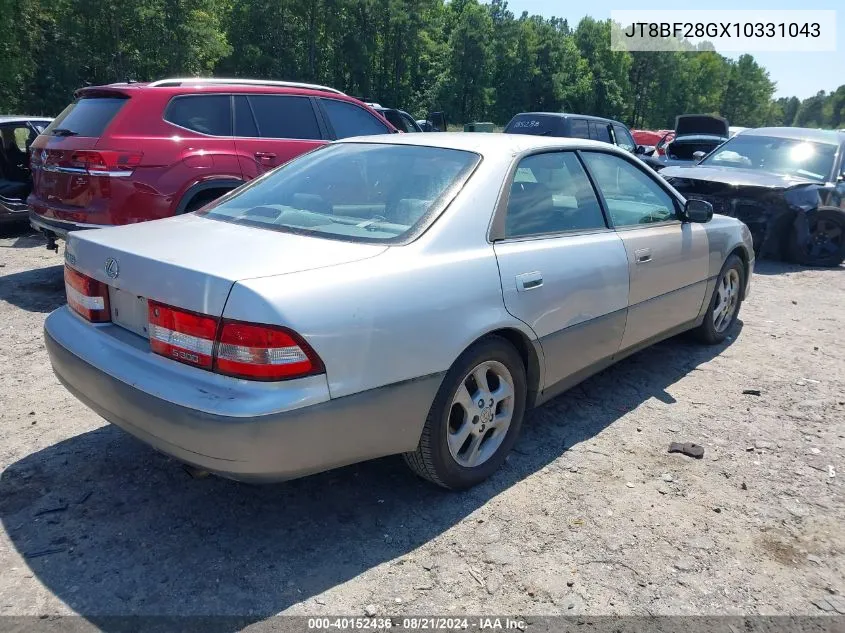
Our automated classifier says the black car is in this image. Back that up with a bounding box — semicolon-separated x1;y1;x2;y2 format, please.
364;103;447;133
662;127;845;267
642;115;730;172
0;115;52;225
503;112;639;154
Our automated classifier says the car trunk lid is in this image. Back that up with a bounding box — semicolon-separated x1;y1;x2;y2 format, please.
65;213;388;322
674;114;729;138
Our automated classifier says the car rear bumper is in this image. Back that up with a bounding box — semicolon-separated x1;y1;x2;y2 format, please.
44;307;439;482
29;209;105;238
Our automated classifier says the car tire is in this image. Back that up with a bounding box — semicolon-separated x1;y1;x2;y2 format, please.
693;254;745;345
787;208;845;267
403;336;527;490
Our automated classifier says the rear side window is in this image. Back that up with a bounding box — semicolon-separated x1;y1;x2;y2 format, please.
569;119;589;139
589;121;612;143
43;97;127;137
320;99;390;139
164;95;232;136
234;95;258;137
505;152;606;238
248;95;321;139
505;114;561;136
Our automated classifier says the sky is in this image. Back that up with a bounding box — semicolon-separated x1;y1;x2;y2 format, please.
506;0;845;99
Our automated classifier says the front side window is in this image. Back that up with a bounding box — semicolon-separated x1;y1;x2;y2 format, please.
164;95;232;136
613;125;636;152
701;135;837;182
581;151;677;227
200;143;479;243
505;152;606;238
321;99;390;138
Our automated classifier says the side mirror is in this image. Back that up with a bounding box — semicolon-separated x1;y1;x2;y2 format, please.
692;151;707;162
634;145;646;155
682;198;713;223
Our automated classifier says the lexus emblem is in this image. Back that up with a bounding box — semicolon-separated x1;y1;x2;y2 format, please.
104;258;120;279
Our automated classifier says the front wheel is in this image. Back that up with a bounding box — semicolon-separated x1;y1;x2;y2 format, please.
787;209;845;267
693;254;745;345
403;337;527;490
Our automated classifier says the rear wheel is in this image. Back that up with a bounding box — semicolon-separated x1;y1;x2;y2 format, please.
693;254;744;345
181;189;230;214
788;209;845;267
404;337;527;490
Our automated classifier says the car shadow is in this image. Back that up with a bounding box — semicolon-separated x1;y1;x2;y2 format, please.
0;264;65;313
0;225;45;246
753;258;844;276
0;327;739;629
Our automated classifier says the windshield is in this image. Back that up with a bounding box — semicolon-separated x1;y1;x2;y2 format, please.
200;143;480;242
701;135;837;182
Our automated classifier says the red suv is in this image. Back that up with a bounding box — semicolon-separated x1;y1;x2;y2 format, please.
28;78;396;242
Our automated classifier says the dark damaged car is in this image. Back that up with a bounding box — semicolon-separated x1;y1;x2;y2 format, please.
661;127;845;267
643;115;730;172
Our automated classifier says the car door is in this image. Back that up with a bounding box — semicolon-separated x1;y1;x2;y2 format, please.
491;151;630;392
580;150;709;351
0;123;36;201
233;94;327;179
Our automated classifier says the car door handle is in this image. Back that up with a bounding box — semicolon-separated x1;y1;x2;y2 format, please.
516;271;543;291
255;152;277;161
635;248;652;264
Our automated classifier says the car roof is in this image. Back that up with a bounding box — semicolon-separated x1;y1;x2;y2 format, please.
336;131;628;157
0;116;52;124
511;112;627;126
741;127;845;144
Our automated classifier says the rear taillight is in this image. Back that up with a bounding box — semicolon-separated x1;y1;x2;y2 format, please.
215;321;323;381
69;150;143;176
148;301;217;370
146;302;323;381
64;265;111;322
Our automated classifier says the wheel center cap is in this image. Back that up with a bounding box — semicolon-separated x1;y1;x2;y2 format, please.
480;407;493;424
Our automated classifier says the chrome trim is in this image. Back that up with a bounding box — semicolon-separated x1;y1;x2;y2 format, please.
147;77;345;95
37;165;132;177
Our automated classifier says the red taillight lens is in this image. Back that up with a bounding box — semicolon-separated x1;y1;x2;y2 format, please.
70;150;143;175
64;265;111;322
148;301;218;370
214;321;323;381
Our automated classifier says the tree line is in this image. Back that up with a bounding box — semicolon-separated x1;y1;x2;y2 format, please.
2;0;843;130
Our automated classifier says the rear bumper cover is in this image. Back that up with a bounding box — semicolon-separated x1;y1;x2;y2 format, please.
29;210;104;238
45;307;441;482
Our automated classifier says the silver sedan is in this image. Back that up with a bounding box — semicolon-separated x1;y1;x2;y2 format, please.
45;133;754;489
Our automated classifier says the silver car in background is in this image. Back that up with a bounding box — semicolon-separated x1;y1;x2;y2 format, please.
45;133;754;490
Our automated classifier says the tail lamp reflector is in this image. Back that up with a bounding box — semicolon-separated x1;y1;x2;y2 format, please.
64;265;111;322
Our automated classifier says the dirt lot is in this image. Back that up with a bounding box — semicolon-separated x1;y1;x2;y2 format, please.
0;226;843;622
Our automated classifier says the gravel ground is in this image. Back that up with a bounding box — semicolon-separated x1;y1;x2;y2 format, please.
0;225;843;623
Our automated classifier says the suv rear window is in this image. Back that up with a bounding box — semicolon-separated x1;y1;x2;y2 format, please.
504;114;562;136
164;95;232;136
43;97;127;137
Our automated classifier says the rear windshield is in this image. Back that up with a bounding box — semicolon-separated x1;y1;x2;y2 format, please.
200;143;480;243
504;114;562;137
43;97;127;137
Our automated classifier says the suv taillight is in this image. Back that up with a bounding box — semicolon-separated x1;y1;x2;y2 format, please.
69;150;143;176
147;301;323;381
64;265;111;322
